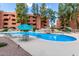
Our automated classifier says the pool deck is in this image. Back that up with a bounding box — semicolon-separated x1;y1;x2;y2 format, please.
9;32;79;56
0;37;31;56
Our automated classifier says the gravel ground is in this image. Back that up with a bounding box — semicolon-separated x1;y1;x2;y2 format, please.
0;37;31;56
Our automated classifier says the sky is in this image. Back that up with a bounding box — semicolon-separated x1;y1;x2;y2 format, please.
0;3;58;13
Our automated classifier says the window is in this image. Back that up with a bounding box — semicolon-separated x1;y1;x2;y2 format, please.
12;23;16;25
11;14;15;17
4;19;8;21
33;16;36;18
33;20;36;22
44;24;46;26
33;23;36;25
43;21;47;23
12;19;15;21
27;20;30;22
3;27;8;28
4;23;8;25
4;14;8;16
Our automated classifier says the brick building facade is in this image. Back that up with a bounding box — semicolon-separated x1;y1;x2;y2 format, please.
56;17;79;29
0;11;49;30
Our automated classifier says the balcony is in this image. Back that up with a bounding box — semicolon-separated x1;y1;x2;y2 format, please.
4;18;9;21
12;19;16;21
3;27;8;28
3;17;10;20
12;23;16;25
4;23;8;25
3;25;8;27
11;14;15;17
28;22;36;24
3;14;9;16
10;27;16;29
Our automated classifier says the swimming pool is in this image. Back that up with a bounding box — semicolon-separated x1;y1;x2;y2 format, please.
28;32;77;42
3;32;76;42
10;32;76;42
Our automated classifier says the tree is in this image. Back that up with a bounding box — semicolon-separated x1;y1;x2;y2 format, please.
31;3;39;30
32;3;39;15
65;4;77;27
47;8;56;28
39;3;49;28
40;3;48;21
58;3;67;29
76;4;79;29
64;3;79;29
16;3;29;24
58;3;79;29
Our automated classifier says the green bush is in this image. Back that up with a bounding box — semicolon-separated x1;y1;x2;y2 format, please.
0;42;8;47
2;28;8;32
65;27;71;32
33;26;36;32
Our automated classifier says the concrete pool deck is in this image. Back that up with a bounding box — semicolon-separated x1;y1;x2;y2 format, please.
9;32;79;56
0;37;31;56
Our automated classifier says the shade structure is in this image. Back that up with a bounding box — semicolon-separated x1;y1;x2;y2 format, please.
17;24;33;31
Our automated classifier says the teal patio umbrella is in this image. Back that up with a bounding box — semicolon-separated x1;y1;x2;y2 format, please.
17;24;33;41
17;24;33;31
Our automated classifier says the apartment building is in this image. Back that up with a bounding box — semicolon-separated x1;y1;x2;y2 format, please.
0;11;49;30
56;16;79;29
0;11;18;29
27;15;49;29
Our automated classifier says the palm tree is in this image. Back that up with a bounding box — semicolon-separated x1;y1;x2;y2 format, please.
31;3;39;30
58;3;79;30
65;4;76;27
47;8;56;28
32;3;39;15
76;4;79;29
40;3;49;28
65;3;79;29
16;3;29;24
58;3;67;29
40;3;48;21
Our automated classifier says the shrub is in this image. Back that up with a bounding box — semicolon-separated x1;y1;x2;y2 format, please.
0;42;8;47
2;28;8;32
33;26;36;32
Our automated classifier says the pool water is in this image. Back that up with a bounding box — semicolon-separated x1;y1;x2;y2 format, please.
8;32;76;42
14;32;76;42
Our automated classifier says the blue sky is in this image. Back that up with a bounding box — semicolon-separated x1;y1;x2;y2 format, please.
0;3;58;13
